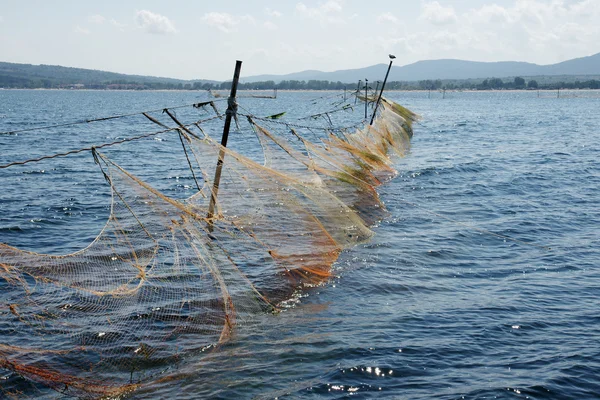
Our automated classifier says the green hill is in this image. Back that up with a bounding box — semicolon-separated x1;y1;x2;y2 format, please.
0;62;217;89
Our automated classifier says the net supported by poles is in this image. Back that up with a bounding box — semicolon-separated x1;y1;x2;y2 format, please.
0;62;418;399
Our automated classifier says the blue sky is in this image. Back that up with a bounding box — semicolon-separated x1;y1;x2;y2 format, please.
0;0;598;80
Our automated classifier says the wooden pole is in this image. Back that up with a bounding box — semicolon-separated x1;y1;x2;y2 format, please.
364;78;368;119
207;60;242;231
369;58;394;125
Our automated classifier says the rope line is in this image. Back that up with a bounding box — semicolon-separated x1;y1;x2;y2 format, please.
239;113;365;132
220;102;362;134
308;91;345;103
0;100;224;136
2;95;363;170
0;115;220;169
178;130;203;192
142;112;169;129
298;104;355;120
163;109;205;140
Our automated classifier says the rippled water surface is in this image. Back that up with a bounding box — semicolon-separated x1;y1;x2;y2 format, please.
1;89;599;399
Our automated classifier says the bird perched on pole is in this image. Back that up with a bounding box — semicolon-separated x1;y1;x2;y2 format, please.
389;54;396;59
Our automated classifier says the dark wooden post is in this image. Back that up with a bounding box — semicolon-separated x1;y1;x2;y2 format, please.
207;60;242;231
369;58;394;125
354;80;361;104
373;81;380;108
364;78;368;119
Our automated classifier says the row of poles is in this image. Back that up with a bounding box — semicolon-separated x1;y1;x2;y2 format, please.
206;56;396;230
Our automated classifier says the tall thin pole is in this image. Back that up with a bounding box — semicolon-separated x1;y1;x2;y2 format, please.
364;78;368;119
354;80;362;104
207;60;242;231
370;58;394;125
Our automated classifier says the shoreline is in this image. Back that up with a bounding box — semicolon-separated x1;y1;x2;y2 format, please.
2;88;600;93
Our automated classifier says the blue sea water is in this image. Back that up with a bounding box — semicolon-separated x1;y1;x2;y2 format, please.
1;89;599;399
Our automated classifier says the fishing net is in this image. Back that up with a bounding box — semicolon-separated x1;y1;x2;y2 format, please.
0;95;417;398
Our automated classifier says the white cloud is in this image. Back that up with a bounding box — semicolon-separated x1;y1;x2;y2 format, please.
134;10;177;35
74;25;91;35
250;48;269;60
295;1;346;24
110;19;127;31
88;14;105;24
263;21;278;30
463;0;600;60
377;12;398;24
420;1;458;25
377;0;600;66
201;12;236;33
467;4;512;25
265;8;282;18
86;14;127;32
465;0;600;29
320;1;342;13
201;12;255;33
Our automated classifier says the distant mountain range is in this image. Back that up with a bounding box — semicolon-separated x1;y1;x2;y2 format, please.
242;52;600;83
1;52;600;90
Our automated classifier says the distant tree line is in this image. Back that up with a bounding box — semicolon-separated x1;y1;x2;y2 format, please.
196;77;600;91
2;74;600;91
0;75;203;90
381;77;600;91
228;77;600;91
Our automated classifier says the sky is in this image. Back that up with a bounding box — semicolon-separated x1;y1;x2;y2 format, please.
0;0;599;81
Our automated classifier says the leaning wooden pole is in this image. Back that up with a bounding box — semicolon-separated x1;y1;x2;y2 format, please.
364;78;369;119
370;58;394;125
207;60;242;231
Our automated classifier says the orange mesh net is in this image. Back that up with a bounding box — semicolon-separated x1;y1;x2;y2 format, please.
0;97;417;398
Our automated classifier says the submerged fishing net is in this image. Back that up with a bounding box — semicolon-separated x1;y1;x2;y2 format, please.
0;96;417;398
